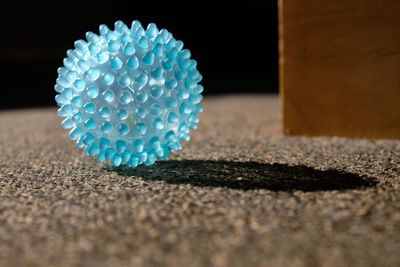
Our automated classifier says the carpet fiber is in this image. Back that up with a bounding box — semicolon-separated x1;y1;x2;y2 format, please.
0;95;399;266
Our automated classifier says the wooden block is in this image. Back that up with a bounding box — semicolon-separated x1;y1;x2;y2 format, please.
279;0;400;139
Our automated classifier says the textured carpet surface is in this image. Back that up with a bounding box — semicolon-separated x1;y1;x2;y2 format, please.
0;95;399;267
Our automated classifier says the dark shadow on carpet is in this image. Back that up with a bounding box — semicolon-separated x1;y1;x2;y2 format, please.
110;160;378;192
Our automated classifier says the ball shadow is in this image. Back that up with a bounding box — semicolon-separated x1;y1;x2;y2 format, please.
110;160;378;192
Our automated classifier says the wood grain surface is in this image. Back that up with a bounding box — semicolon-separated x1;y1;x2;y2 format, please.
279;0;400;139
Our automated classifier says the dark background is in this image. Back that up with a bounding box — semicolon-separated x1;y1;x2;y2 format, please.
0;0;278;109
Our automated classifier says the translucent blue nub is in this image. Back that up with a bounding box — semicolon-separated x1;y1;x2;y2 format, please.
55;20;203;167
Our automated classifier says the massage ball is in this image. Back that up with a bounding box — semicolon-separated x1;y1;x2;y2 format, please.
55;20;203;167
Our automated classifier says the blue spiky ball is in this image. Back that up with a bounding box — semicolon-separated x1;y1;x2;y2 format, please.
55;20;203;167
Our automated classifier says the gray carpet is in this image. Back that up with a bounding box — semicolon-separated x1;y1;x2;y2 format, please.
0;95;399;267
